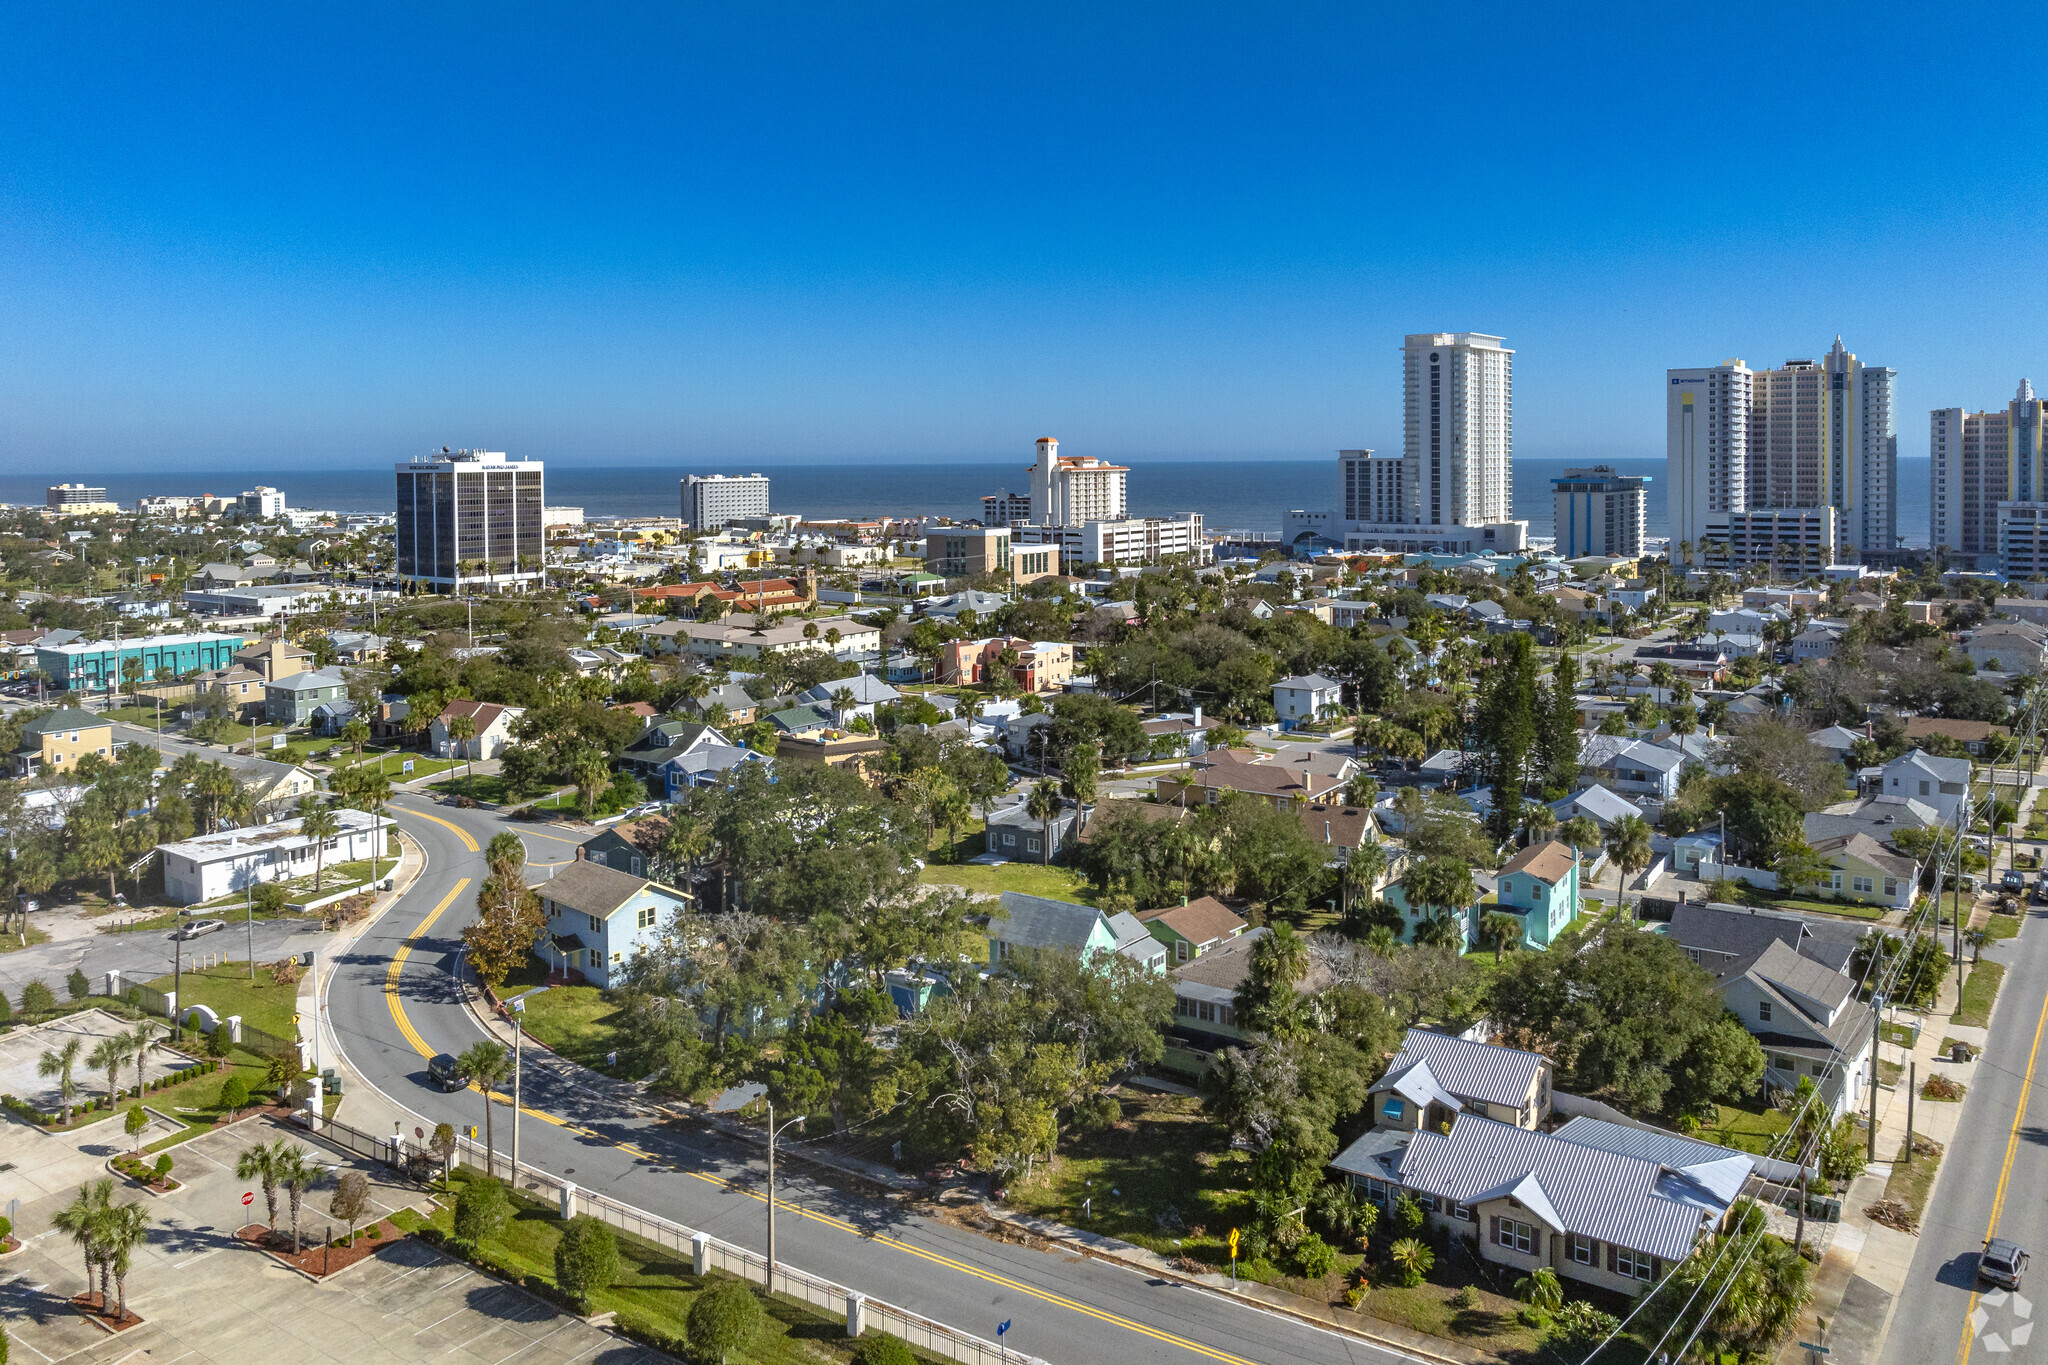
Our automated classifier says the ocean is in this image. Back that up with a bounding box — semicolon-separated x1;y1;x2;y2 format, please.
0;456;1935;546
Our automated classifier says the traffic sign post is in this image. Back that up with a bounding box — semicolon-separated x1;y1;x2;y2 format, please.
1229;1226;1239;1282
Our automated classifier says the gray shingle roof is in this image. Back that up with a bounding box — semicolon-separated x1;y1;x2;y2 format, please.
537;859;650;918
1380;1028;1546;1112
1399;1115;1729;1262
991;892;1105;952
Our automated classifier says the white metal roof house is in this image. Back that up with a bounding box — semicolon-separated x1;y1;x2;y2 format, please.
158;806;392;905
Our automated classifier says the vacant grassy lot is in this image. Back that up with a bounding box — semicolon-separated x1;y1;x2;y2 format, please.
1710;1100;1795;1157
497;961;630;1073
143;962;300;1038
1956;960;2007;1028
1985;911;2023;941
920;860;1095;903
431;773;514;804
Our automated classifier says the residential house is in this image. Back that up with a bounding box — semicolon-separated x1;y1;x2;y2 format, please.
1723;938;1874;1120
158;805;392;904
324;631;390;664
1553;784;1645;831
534;859;691;989
622;720;733;779
575;816;667;878
264;668;350;727
1791;624;1843;662
1138;896;1248;965
1877;749;1971;822
983;795;1082;864
1902;716;2011;756
797;673;901;723
234;637;310;682
1163;926;1325;1066
765;705;833;737
1367;1029;1554;1133
1272;674;1343;725
1158;749;1347;811
1298;801;1395;888
10;707;112;776
681;681;760;725
987;892;1166;974
937;637;1075;693
1630;642;1731;683
431;700;525;760
1655;901;1864;980
1806;726;1863;764
1964;624;2048;673
1802;794;1942;851
1491;841;1581;949
1578;737;1686;803
1391;1116;1749;1295
1141;710;1220;758
1800;832;1919;910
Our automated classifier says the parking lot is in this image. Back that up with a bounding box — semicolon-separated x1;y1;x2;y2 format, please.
0;1008;194;1113
0;1115;670;1364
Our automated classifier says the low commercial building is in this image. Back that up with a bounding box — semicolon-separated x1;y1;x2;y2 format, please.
922;526;1059;584
1699;507;1839;574
158;806;392;904
34;632;245;694
641;613;881;663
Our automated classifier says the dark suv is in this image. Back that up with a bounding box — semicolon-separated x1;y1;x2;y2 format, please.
428;1053;464;1091
1982;1239;2028;1291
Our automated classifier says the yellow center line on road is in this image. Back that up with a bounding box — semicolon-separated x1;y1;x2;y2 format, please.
1957;974;2048;1364
393;804;481;852
381;879;471;1059
373;817;1261;1363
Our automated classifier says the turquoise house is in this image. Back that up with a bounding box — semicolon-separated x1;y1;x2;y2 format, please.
1384;879;1481;951
987;892;1168;975
1492;839;1580;948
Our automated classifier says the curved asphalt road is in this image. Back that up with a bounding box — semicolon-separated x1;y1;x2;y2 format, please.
324;793;1418;1365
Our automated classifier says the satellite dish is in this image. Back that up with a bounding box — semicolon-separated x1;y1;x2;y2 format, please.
710;1082;767;1113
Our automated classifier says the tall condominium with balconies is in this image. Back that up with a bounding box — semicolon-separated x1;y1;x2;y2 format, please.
1668;338;1895;562
395;448;546;592
1026;437;1127;526
1665;360;1753;555
680;473;771;531
1552;466;1649;559
1932;379;2048;568
1340;449;1408;525
1404;332;1513;529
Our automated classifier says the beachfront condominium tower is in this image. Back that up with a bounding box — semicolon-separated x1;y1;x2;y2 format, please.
1552;466;1649;559
1666;361;1753;556
395;448;546;593
1404;333;1513;528
1931;379;2048;564
1027;437;1128;526
680;473;771;531
1340;449;1408;525
1669;339;1896;560
1751;339;1896;556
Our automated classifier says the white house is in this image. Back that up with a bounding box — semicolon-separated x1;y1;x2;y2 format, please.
796;673;901;723
431;700;526;760
1791;624;1843;662
158;806;393;905
1272;674;1343;725
534;859;692;988
1578;737;1685;802
1879;749;1971;823
1964;624;2048;674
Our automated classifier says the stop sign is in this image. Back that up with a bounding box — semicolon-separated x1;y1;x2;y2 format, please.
242;1192;254;1206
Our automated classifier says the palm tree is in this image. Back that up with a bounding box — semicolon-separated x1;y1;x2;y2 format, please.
104;1200;148;1320
295;796;342;892
125;1022;157;1097
1515;1266;1563;1316
1966;926;1990;963
1481;910;1524;965
456;1040;511;1178
38;1037;83;1124
828;686;858;728
1170;768;1201;810
339;716;371;761
1605;814;1653;905
87;1035;131;1107
1026;779;1063;865
236;1138;286;1231
569;749;610;818
1389;1236;1434;1285
275;1145;316;1253
51;1180;112;1306
447;713;480;782
1522;801;1557;845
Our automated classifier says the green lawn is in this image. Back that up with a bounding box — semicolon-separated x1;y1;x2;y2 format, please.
497;960;631;1073
1709;1101;1794;1157
143;962;301;1038
417;1172;943;1363
1957;960;2006;1028
1879;1021;1919;1048
1886;1134;1943;1228
0;924;53;953
1985;912;2023;941
1756;895;1888;921
920;860;1096;903
432;773;514;804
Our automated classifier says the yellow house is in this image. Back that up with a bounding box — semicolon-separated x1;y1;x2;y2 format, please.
12;707;114;776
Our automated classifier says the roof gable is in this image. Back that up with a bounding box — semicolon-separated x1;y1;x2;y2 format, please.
1382;1027;1545;1111
991;892;1109;952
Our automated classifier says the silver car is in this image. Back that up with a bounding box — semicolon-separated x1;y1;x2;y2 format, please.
171;918;226;941
1982;1239;2028;1291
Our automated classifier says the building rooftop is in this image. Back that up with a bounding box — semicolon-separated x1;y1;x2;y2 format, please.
1138;896;1246;947
1374;1027;1547;1112
534;859;661;919
159;805;386;863
1498;840;1577;886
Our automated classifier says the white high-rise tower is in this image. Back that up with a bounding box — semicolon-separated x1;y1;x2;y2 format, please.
1666;360;1754;555
1403;333;1513;528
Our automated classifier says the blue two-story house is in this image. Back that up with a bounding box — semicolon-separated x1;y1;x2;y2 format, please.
534;859;692;988
1492;840;1581;949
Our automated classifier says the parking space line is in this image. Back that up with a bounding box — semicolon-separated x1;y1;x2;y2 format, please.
0;1324;53;1362
414;1285;507;1335
487;1318;576;1365
175;1142;233;1172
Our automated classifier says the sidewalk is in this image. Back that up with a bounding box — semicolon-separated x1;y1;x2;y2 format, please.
1790;938;1988;1364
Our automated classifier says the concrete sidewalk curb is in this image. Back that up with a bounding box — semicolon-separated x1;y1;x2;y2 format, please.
979;1203;1474;1365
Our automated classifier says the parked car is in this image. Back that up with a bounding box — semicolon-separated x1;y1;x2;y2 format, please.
2035;873;2048;906
1982;1238;2029;1291
427;1053;464;1091
2003;868;2027;893
170;918;225;940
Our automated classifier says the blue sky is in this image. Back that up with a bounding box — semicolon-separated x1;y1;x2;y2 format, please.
3;2;2045;473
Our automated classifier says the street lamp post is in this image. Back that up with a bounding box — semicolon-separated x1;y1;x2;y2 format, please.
170;910;191;1040
510;1015;522;1186
765;1102;805;1287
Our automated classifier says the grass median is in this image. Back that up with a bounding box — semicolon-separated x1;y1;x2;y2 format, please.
1956;960;2007;1028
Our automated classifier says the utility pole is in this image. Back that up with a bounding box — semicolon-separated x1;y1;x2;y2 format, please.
511;1015;522;1185
1904;1061;1916;1167
246;886;254;981
1867;993;1883;1162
